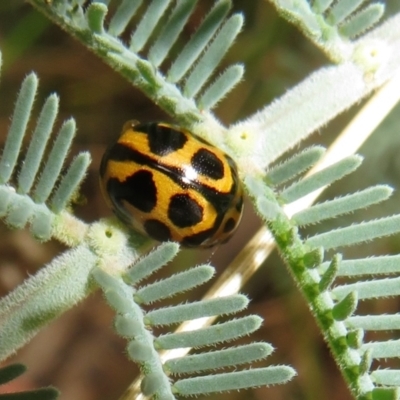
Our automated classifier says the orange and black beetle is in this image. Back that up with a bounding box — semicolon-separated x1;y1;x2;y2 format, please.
100;121;243;248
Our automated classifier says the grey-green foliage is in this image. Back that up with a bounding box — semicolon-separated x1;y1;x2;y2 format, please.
29;0;244;126
0;69;90;241
269;0;384;61
0;52;105;378
92;242;295;399
0;2;296;398
3;0;400;399
246;145;400;398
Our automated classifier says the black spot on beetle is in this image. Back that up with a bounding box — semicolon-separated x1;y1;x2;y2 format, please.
136;123;188;156
105;142;150;165
144;219;172;241
168;194;203;228
223;218;237;233
108;170;157;213
191;148;224;180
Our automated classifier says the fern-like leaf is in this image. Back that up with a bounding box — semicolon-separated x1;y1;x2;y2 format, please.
92;243;296;399
268;0;384;61
245;145;400;399
0;65;90;242
29;0;244;125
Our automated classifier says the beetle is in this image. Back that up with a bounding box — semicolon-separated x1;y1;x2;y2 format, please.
99;121;243;247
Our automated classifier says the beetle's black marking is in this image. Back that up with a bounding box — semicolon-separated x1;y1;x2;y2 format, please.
134;122;188;156
182;202;231;247
107;170;157;213
168;194;203;228
127;170;157;212
106;142;150;166
182;228;216;247
144;219;172;241
223;218;237;233
191;148;224;180
106;142;235;215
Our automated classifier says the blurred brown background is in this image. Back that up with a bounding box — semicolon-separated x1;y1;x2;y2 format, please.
0;1;400;399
